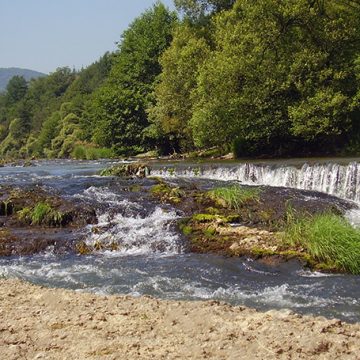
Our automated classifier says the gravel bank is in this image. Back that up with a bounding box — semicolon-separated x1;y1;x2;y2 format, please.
0;279;359;359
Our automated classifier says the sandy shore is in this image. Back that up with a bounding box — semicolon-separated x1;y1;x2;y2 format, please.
0;279;359;359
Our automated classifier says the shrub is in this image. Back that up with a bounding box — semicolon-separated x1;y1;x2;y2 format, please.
85;146;114;160
71;145;114;160
72;145;87;159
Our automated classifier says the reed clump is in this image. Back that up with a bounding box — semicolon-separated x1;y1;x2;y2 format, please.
283;212;360;274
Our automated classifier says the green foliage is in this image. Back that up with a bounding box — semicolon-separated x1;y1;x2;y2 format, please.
191;213;221;222
174;0;235;21
33;111;61;156
189;0;360;153
91;3;177;155
0;101;32;156
149;24;210;152
85;147;114;160
71;144;114;160
49;112;82;158
17;207;32;222
0;0;359;159
191;213;239;223
0;67;75;158
150;182;184;203
208;185;260;209
71;145;86;160
31;203;53;225
5;76;28;104
18;202;65;227
283;213;360;274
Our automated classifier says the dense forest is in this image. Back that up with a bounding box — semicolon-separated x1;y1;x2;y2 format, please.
0;0;360;159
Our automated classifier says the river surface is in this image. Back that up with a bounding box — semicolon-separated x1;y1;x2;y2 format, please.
0;159;359;323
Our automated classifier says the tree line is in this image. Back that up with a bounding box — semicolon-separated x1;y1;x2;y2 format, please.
0;0;359;159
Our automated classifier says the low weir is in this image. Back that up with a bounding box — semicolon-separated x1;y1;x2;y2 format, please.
151;160;360;203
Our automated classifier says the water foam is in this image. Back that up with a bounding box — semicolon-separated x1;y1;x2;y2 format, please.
84;207;183;255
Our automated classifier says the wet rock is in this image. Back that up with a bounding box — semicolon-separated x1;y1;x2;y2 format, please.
153;179;355;271
0;185;97;256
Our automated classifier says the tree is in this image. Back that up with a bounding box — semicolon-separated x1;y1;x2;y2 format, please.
190;0;360;155
33;111;61;156
149;24;210;152
91;2;177;155
174;0;235;21
50;112;81;158
6;76;28;104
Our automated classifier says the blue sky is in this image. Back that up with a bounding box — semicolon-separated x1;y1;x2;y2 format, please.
0;0;175;74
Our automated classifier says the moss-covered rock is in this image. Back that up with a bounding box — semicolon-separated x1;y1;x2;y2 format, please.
150;182;185;204
18;202;70;227
0;185;97;256
100;163;150;178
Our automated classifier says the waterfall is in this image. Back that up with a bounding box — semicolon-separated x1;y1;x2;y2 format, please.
151;161;360;203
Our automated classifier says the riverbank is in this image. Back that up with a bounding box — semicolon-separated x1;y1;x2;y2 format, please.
0;278;359;360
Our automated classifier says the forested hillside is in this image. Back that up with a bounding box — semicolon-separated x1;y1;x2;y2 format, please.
0;68;46;92
0;0;359;160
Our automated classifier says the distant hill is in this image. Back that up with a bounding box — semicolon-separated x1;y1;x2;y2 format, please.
0;67;47;92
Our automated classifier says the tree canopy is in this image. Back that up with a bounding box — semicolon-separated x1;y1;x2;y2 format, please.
0;0;359;159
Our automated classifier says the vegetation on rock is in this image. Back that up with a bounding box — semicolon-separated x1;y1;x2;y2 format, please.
18;202;67;227
0;185;97;256
207;185;260;210
100;163;150;178
283;212;360;274
149;179;358;273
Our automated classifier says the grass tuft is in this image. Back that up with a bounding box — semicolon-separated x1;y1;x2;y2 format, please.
18;202;66;227
208;185;260;210
31;203;53;225
283;213;360;274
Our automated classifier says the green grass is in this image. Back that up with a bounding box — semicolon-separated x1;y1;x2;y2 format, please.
283;213;360;274
31;203;53;224
18;202;65;227
208;185;260;210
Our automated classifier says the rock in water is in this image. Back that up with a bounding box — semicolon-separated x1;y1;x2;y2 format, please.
100;163;150;178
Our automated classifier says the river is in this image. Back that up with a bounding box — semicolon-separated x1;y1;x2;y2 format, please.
0;159;359;323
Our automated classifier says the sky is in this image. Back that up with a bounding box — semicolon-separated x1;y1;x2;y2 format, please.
0;0;175;74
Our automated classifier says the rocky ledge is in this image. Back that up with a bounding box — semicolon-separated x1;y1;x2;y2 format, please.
149;177;355;272
0;185;97;256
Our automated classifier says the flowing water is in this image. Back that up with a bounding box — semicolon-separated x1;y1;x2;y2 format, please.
151;159;360;226
0;159;359;322
152;159;360;202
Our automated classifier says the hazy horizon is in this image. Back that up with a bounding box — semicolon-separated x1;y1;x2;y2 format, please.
0;0;174;74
